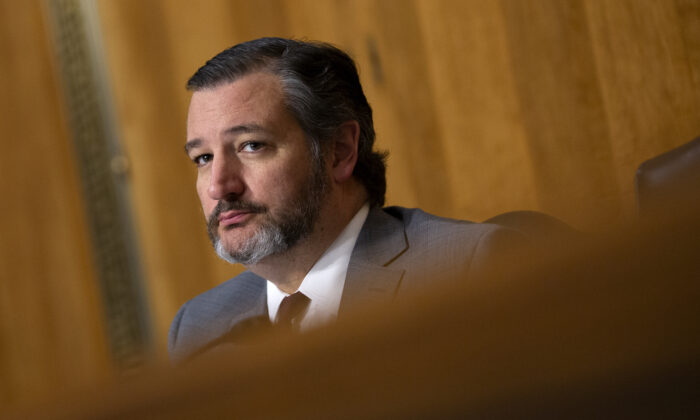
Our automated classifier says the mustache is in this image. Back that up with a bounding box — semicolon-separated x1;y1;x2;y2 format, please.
207;199;268;229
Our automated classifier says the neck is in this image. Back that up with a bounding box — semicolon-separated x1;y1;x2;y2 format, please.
247;185;367;294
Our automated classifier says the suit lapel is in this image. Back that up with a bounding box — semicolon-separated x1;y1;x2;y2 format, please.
339;208;407;315
225;271;268;331
185;272;268;360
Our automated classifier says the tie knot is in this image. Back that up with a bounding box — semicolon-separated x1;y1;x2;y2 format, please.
275;292;311;328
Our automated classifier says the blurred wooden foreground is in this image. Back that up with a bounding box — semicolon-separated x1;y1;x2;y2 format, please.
9;210;700;418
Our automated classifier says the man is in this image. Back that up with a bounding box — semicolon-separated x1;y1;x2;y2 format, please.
169;37;524;361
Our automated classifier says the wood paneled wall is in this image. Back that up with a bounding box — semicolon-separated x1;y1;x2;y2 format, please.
0;0;112;407
95;0;700;357
1;0;698;406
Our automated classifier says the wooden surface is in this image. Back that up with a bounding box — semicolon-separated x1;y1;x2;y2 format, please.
1;0;699;407
0;0;112;407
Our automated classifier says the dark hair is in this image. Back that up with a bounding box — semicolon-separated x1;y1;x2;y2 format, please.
187;37;388;207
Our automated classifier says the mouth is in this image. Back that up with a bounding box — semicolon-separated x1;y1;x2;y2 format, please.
218;210;256;227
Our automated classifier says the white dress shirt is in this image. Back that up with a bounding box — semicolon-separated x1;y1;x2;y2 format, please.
267;203;370;331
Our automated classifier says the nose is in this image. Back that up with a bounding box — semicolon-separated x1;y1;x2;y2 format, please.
207;155;245;200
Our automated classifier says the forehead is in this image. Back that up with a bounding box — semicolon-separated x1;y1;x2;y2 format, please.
186;72;289;137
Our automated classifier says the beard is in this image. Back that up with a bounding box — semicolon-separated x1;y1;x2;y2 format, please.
206;161;329;266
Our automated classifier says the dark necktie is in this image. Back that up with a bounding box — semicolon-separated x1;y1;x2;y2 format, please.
275;292;311;329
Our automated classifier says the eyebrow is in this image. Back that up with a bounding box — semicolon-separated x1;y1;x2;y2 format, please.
184;124;265;154
184;139;202;154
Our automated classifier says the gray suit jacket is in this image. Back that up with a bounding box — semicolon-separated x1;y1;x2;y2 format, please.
168;206;524;361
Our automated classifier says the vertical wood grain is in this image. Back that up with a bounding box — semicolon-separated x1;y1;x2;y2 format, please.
585;0;700;219
676;0;700;90
0;0;111;407
416;0;539;220
501;0;623;229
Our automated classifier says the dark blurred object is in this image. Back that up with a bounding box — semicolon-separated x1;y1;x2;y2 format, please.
484;210;580;249
9;212;700;419
184;315;273;362
636;136;700;219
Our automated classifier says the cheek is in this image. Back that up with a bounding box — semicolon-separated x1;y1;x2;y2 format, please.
262;166;304;198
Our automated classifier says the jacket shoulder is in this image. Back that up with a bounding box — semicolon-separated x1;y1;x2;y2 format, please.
383;206;495;239
381;206;527;284
167;271;266;361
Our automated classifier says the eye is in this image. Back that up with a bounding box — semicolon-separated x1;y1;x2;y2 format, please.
192;153;212;167
240;141;265;152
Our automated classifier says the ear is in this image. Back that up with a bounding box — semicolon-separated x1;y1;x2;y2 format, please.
331;121;360;183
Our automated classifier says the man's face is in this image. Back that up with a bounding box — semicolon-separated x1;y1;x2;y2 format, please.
185;72;328;265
